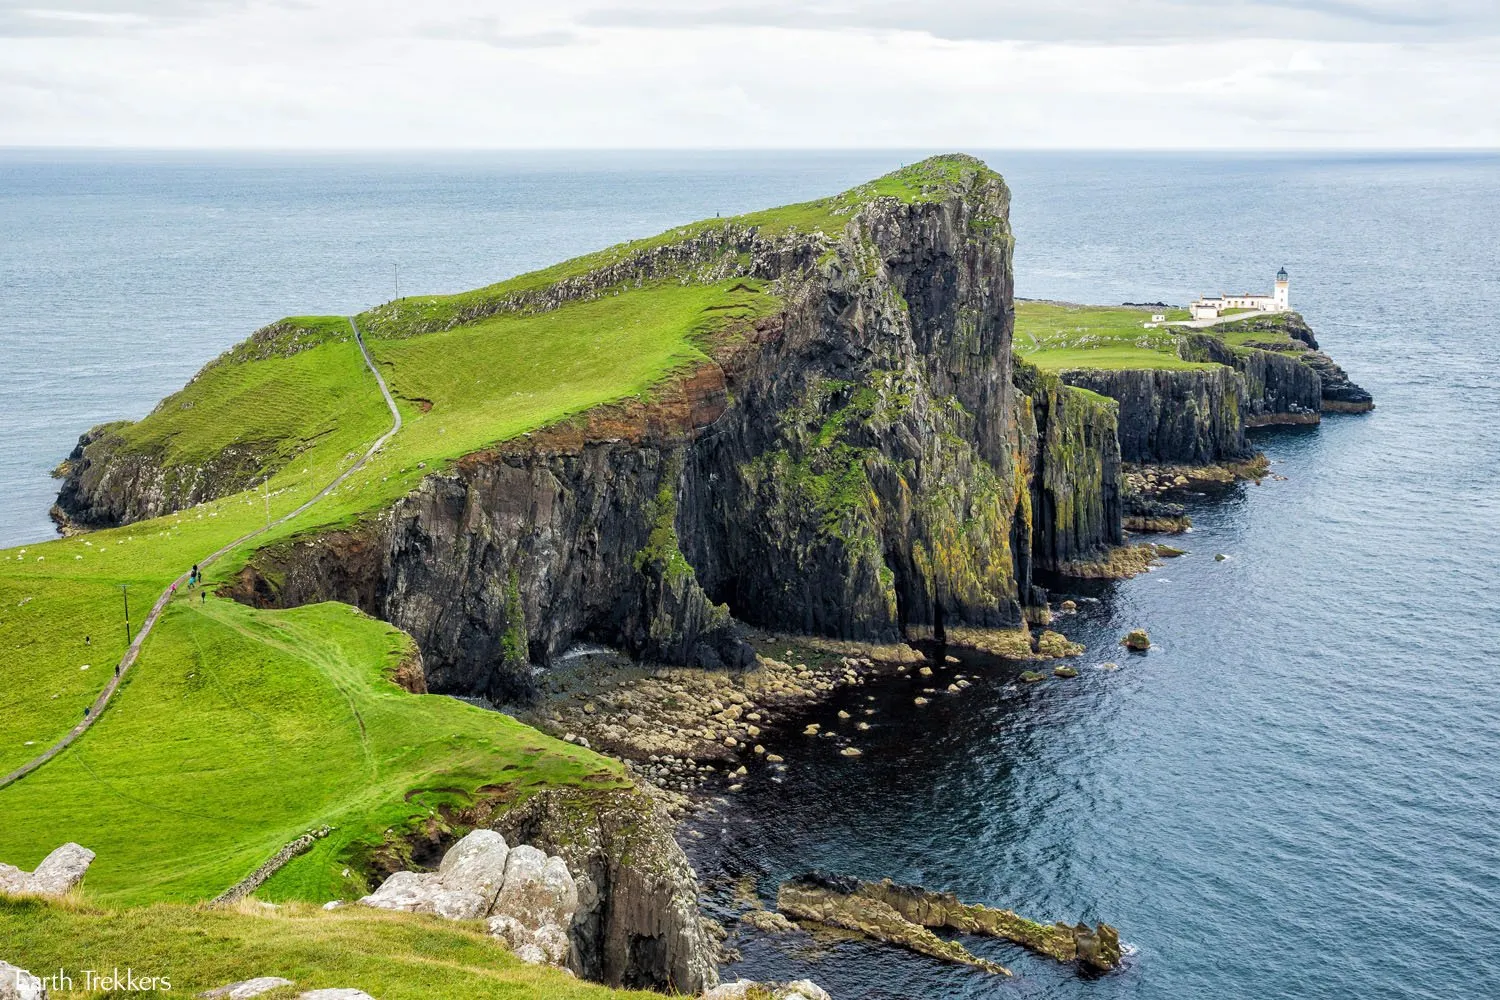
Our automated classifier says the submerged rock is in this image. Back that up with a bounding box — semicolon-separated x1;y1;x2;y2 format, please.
777;876;1009;976
778;875;1121;974
0;843;95;898
1035;630;1084;658
739;908;799;934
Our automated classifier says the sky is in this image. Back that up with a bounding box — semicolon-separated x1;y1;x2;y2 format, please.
1;0;1497;148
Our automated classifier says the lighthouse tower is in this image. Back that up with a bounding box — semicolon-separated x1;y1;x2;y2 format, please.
1273;267;1290;311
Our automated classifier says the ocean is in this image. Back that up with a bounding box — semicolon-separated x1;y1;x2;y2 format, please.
2;150;1498;998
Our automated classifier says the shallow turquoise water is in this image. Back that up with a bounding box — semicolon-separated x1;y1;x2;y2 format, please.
2;150;1497;998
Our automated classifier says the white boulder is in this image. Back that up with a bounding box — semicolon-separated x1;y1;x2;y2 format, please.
358;830;508;920
357;830;577;967
0;962;46;1000
199;978;294;998
0;844;95;899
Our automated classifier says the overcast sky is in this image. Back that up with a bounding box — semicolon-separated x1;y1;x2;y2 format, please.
1;0;1496;147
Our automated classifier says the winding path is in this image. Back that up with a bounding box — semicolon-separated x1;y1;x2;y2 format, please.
0;318;400;792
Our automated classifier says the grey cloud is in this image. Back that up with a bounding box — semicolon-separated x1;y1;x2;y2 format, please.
576;0;1500;43
0;0;243;37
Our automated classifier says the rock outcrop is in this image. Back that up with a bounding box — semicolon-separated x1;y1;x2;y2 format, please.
491;786;718;995
0;843;94;898
777;874;1121;974
776;875;1009;975
0;962;46;1000
359;830;576;968
1298;350;1375;412
855;878;1121;972
1060;366;1250;465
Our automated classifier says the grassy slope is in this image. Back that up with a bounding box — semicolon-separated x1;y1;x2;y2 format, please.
1014;302;1215;371
0;155;993;909
0;897;656;1000
0;598;618;905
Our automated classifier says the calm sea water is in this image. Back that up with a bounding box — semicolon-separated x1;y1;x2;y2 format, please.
2;151;1498;999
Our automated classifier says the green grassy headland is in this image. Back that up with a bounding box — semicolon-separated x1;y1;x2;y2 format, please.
0;156;998;911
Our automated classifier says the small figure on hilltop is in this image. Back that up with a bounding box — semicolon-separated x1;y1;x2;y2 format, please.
84;634;90;646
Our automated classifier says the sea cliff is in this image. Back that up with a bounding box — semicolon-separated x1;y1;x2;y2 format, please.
205;156;1123;701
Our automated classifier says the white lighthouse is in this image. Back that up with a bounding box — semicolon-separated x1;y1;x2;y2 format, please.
1189;267;1293;321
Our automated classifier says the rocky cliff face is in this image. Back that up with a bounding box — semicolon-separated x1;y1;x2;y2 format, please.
229;157;1124;700
52;422;272;531
1058;366;1250;465
490;787;718;994
1178;333;1323;427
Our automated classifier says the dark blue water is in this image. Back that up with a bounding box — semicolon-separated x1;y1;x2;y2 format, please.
3;151;1498;998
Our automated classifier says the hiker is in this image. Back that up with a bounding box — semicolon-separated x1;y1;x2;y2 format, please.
201;591;206;604
85;635;91;646
115;665;120;676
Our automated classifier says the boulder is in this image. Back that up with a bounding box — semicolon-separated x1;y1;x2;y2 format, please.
0;961;46;1000
1121;629;1151;651
485;846;578;966
360;829;577;967
1052;665;1079;679
0;843;95;898
777;876;1008;976
358;830;508;920
740;908;798;934
199;978;294;998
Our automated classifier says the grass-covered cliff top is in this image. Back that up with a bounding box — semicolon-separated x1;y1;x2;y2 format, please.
1015;301;1314;371
357;152;1006;340
0;154;1004;915
1015;302;1210;370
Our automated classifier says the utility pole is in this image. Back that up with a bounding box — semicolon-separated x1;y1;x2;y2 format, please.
122;584;131;645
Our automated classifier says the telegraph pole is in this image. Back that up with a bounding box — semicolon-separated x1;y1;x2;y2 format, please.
122;585;131;644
